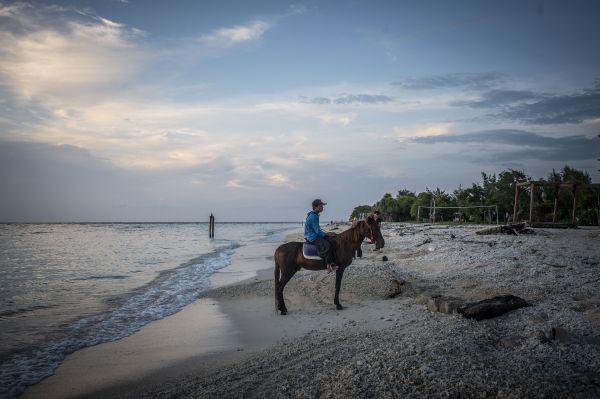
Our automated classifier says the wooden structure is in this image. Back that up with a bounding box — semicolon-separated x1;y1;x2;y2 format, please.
416;205;498;224
513;181;579;227
475;223;532;235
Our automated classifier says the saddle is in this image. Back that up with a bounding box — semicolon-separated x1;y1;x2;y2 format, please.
302;242;323;260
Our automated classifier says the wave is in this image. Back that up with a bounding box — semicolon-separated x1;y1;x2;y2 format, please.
0;244;238;398
75;275;129;280
0;305;53;319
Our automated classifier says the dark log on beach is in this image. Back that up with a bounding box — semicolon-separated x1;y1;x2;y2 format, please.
459;295;528;321
475;223;530;236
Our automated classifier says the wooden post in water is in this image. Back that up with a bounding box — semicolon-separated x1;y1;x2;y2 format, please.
209;213;215;238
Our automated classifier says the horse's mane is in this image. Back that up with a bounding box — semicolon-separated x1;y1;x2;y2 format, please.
335;220;366;244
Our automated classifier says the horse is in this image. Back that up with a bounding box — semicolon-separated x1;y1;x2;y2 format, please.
273;215;383;315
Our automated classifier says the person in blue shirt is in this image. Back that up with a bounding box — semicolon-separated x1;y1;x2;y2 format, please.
305;199;337;272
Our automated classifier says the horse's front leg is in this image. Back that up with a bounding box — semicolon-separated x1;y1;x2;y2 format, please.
334;266;345;310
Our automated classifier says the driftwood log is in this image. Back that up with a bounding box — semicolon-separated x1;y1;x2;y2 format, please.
458;295;528;320
426;294;529;320
475;223;533;236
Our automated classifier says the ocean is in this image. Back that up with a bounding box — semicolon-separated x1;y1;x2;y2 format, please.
0;222;297;398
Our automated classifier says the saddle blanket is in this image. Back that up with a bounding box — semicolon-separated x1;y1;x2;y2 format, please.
302;242;322;260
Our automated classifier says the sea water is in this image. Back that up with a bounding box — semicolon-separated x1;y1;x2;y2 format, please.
0;222;296;398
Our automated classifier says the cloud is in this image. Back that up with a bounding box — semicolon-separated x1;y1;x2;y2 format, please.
334;94;395;105
0;139;114;179
198;20;270;48
0;139;256;221
0;3;143;104
391;72;504;90
300;94;395;105
185;7;304;60
0;4;284;108
410;129;598;161
287;4;307;15
495;82;600;124
268;173;294;189
450;90;543;108
441;80;600;125
317;114;354;125
303;96;331;104
395;123;454;139
225;179;244;188
0;140;118;221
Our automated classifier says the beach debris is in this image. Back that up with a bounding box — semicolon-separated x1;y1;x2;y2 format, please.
475;223;534;236
458;295;528;321
459;239;497;247
545;262;567;268
424;294;528;320
415;237;432;247
426;295;467;314
387;278;405;298
500;335;525;348
538;327;600;345
382;256;388;261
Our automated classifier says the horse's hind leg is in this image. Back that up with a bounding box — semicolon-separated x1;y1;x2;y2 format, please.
276;268;297;315
274;261;281;312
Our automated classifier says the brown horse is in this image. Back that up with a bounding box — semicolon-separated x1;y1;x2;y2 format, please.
273;215;383;315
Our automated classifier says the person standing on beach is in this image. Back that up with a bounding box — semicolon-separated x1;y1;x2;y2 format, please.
305;199;337;272
351;217;362;258
373;211;385;251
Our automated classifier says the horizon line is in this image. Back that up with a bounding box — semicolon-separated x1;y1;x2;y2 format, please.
0;221;313;224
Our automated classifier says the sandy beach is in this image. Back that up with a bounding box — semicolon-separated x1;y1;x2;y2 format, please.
23;223;600;398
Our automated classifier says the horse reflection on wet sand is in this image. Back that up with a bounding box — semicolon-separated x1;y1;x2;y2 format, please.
273;215;383;315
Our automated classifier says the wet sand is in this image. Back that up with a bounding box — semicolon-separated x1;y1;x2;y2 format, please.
22;242;282;399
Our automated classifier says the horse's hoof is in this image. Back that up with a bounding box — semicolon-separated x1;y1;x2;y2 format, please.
280;310;287;315
336;304;344;310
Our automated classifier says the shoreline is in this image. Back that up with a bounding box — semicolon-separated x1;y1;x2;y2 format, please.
21;232;297;399
23;224;600;398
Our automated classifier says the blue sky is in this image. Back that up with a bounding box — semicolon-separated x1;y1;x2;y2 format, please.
0;0;599;222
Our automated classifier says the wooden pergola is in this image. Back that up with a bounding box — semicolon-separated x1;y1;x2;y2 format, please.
513;181;599;227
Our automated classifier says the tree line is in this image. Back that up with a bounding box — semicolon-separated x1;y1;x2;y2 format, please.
350;165;599;226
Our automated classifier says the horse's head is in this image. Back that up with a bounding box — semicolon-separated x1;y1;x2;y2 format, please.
364;214;384;247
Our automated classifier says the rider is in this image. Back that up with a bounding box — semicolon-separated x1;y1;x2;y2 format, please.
304;199;337;272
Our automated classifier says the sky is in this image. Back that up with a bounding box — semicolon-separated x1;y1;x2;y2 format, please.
0;0;599;222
